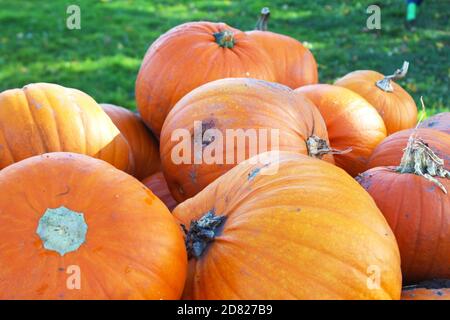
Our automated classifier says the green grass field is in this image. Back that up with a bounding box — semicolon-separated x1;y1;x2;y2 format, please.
0;0;448;115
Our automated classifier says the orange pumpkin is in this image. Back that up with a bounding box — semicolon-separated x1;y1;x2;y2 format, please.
402;279;450;300
367;128;450;170
296;84;387;176
101;103;160;179
335;61;417;134
161;78;335;202
246;7;318;88
418;112;450;135
0;152;187;299
174;151;401;300
142;172;177;211
135;21;276;136
357;135;450;283
0;83;133;173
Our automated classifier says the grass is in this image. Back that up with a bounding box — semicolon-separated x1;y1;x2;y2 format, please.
0;0;448;115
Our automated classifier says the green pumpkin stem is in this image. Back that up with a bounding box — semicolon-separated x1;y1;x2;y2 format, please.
181;209;226;259
214;30;235;48
255;7;270;31
376;61;409;92
307;135;352;159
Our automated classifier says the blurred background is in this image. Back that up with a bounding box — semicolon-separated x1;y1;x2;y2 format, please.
0;0;448;115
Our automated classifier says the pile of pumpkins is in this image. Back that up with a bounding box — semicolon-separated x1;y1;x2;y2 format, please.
0;8;448;300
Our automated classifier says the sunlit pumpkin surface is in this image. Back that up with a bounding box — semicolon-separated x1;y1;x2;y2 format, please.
174;151;401;300
136;22;277;136
335;69;417;135
161;78;334;202
0;153;186;299
246;8;318;88
296;84;387;177
0;83;133;173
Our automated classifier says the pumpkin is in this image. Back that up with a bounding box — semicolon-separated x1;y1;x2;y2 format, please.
100;103;160;180
367;128;450;170
418;112;450;135
357;134;450;283
135;21;276;136
295;84;387;176
174;151;402;300
161;78;336;202
246;7;318;88
0;152;186;299
402;279;450;300
142;172;177;211
0;83;133;173
335;61;417;134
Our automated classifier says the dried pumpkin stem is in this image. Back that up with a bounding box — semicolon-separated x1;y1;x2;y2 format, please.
181;209;226;259
307;135;352;159
214;30;235;48
255;7;270;31
376;61;409;92
396;134;450;194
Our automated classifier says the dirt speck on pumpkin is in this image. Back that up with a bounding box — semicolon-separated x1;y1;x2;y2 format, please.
356;173;372;189
248;167;261;181
189;166;198;184
201;119;216;148
175;182;185;195
56;186;71;197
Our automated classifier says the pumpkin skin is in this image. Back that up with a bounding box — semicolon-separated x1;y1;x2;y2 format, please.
161;78;334;202
367;128;450;170
135;22;276;136
357;168;450;283
402;288;450;300
0;152;187;299
418;112;450;135
174;151;402;300
101;103;160;179
0;83;133;173
142;172;177;211
335;69;417;135
246;9;318;88
295;84;387;176
401;279;450;300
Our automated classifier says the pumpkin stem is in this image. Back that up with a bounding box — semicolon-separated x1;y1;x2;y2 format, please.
307;135;352;159
396;133;450;194
214;30;235;48
396;97;449;193
181;209;226;259
255;7;270;31
36;206;88;256
376;61;409;92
